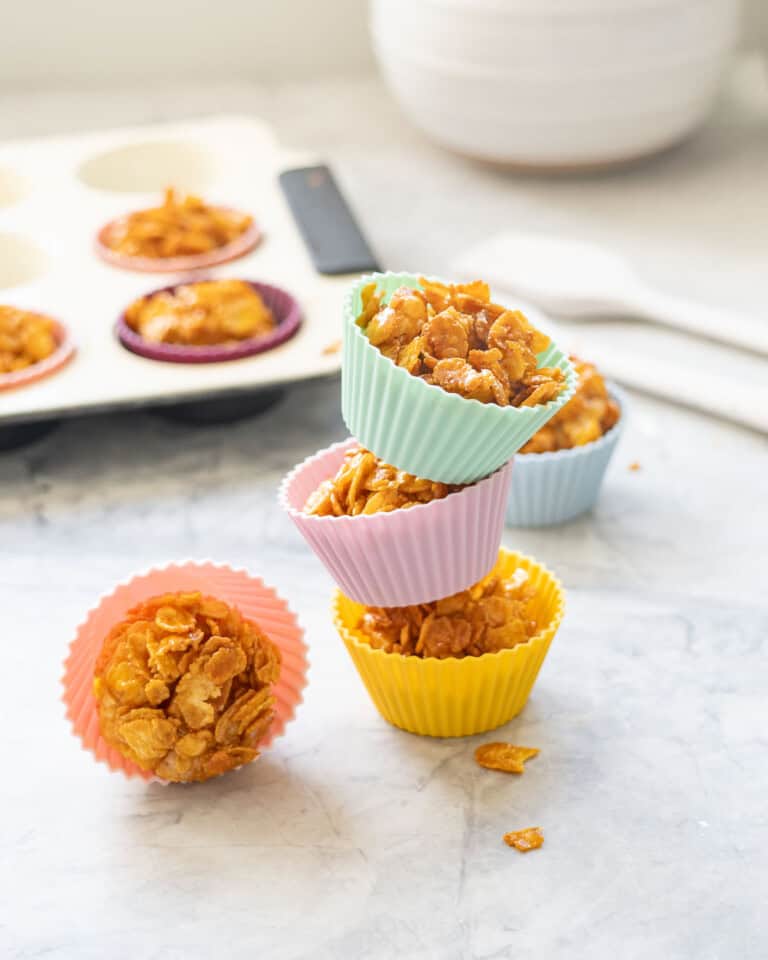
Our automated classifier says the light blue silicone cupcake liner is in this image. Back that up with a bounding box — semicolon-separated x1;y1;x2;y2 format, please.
506;385;626;527
341;272;576;485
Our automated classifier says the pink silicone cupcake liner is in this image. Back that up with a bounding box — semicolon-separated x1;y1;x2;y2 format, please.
95;210;263;274
62;560;309;783
279;438;513;606
0;318;75;392
115;279;301;364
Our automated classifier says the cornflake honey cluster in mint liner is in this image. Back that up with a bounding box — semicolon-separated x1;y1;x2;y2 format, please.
281;271;569;736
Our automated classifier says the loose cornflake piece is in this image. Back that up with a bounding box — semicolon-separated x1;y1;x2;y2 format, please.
474;742;539;774
503;827;544;852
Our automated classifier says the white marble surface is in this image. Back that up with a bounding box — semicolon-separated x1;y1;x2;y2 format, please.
1;72;767;960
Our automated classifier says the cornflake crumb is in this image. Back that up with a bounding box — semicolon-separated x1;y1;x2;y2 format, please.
504;827;544;852
322;340;342;355
628;461;641;472
474;742;539;774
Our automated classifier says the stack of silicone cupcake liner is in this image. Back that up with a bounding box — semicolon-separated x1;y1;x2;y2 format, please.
341;272;577;485
282;271;570;737
62;561;309;782
506;384;627;527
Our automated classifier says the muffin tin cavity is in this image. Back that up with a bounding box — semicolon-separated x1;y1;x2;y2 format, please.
77;140;215;193
0;234;48;289
0;168;27;208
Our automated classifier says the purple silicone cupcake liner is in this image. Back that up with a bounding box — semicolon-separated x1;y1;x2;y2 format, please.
115;280;302;364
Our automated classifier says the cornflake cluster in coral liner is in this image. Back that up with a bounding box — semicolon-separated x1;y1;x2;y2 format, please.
125;279;275;347
356;567;539;658
304;446;461;516
93;592;280;782
103;187;253;259
520;355;620;453
0;306;57;374
357;278;565;407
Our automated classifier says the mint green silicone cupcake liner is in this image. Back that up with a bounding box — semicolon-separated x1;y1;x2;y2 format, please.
341;272;576;484
506;385;626;527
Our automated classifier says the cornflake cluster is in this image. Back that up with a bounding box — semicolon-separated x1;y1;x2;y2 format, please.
103;187;253;259
0;306;57;374
94;592;280;782
357;278;565;407
305;446;460;516
521;355;620;453
357;567;538;658
503;827;544;853
126;279;275;346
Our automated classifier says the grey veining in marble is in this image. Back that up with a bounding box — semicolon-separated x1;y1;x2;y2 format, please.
1;74;767;960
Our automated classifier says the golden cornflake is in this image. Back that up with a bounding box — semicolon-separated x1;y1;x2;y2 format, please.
474;742;539;774
356;278;565;408
103;186;253;259
356;566;538;659
125;279;275;347
93;591;281;782
504;827;544;852
520;355;619;453
0;306;57;374
305;446;460;517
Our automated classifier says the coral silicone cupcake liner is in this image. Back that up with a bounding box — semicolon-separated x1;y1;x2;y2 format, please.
341;272;576;484
116;280;301;364
0;318;75;392
506;386;627;527
280;437;513;606
332;548;565;738
62;561;308;783
96;210;262;274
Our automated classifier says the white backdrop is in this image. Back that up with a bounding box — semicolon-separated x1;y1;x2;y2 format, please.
0;0;371;87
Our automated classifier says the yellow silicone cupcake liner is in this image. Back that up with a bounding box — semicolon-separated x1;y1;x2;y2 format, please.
332;548;565;737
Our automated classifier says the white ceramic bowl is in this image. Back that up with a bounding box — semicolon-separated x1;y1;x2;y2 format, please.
370;0;739;167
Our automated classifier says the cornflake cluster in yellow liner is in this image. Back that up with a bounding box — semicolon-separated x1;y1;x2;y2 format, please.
93;592;281;782
103;187;253;259
304;445;461;517
356;566;539;658
0;306;57;374
357;277;565;407
125;279;275;346
520;355;620;453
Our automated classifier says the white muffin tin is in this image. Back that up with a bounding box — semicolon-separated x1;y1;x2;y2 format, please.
0;114;350;424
